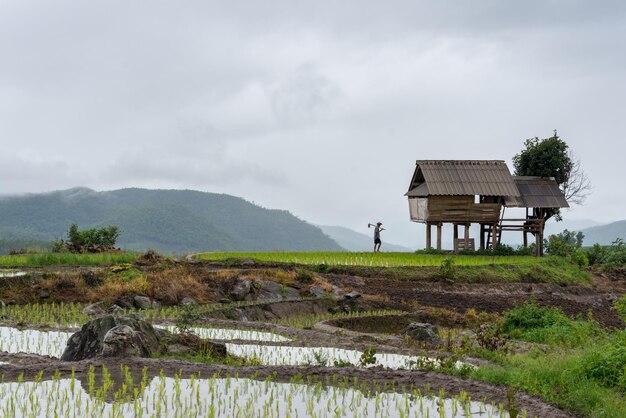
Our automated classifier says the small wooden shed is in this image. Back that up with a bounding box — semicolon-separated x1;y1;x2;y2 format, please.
405;160;568;255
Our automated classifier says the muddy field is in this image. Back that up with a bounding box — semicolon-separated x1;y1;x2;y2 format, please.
0;259;624;417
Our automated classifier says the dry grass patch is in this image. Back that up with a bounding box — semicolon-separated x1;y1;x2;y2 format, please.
146;267;211;305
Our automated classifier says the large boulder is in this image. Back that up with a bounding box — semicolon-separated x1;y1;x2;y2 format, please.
249;280;300;301
82;301;106;316
61;314;161;361
133;295;161;309
229;278;251;301
402;322;440;343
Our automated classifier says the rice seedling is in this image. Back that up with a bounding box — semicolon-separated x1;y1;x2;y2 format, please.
0;365;512;417
156;325;291;342
272;309;407;329
0;303;89;328
0;252;138;267
195;252;542;267
224;344;472;372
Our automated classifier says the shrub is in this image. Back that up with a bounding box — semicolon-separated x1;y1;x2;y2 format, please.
295;269;314;283
580;331;626;389
439;258;456;281
585;243;607;265
503;301;569;332
603;239;626;266
571;248;589;267
613;294;626;323
503;301;601;346
176;304;201;334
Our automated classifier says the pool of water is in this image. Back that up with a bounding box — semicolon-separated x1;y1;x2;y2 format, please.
0;327;469;372
0;326;72;358
0;271;27;278
225;344;469;370
0;376;508;417
156;324;291;342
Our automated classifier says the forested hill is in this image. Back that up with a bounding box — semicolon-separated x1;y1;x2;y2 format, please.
580;220;626;246
0;188;343;253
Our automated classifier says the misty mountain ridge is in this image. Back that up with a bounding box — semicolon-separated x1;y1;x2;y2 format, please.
0;187;343;253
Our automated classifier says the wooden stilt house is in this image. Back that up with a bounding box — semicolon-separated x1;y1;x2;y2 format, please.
405;160;569;255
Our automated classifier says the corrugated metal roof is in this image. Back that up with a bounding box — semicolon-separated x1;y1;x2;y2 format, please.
404;183;429;197
408;160;520;197
505;176;569;208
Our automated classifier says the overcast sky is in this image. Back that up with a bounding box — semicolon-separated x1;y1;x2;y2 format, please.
1;1;625;247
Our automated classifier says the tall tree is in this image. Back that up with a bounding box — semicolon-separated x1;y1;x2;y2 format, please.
513;130;591;219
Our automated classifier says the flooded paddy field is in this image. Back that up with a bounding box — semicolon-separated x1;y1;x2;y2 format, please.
1;254;622;416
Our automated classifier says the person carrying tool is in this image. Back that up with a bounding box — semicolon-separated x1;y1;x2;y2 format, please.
368;222;385;252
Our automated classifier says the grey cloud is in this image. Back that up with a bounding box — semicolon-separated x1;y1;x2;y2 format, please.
269;63;340;125
0;1;625;248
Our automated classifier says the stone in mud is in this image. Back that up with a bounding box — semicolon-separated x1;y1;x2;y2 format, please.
402;322;440;343
309;286;327;298
180;296;197;305
114;299;133;309
82;301;106;316
241;258;255;266
133;295;161;309
344;291;361;300
249;280;300;301
164;333;227;357
108;304;124;314
229;277;251;301
61;314;161;361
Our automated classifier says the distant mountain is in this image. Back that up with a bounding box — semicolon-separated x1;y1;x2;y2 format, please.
543;218;605;237
579;220;626;246
0;188;343;254
318;225;414;252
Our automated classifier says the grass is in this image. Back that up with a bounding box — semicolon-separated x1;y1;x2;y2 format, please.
0;252;138;267
197;252;590;285
196;251;542;267
461;302;626;417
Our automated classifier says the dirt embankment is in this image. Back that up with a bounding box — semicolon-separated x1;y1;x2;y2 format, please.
323;273;625;328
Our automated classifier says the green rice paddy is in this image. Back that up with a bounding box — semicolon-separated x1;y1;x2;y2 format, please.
195;252;542;267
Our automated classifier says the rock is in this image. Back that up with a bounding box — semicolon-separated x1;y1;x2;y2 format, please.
134;249;167;267
133;295;160;309
241;258;255;266
180;297;197;306
219;298;231;304
61;314;162;361
83;302;106;316
344;291;361;300
102;325;145;357
108;304;124;314
402;322;440;343
39;291;50;300
229;278;251;301
113;299;133;309
309;286;327;298
164;333;227;358
249;280;300;301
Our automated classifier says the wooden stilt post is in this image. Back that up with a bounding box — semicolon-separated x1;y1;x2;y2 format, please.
523;207;528;248
436;223;442;251
426;223;432;249
479;224;485;250
491;223;497;250
453;224;459;253
464;223;470;248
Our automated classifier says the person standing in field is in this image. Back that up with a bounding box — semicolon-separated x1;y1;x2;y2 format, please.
373;222;384;252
